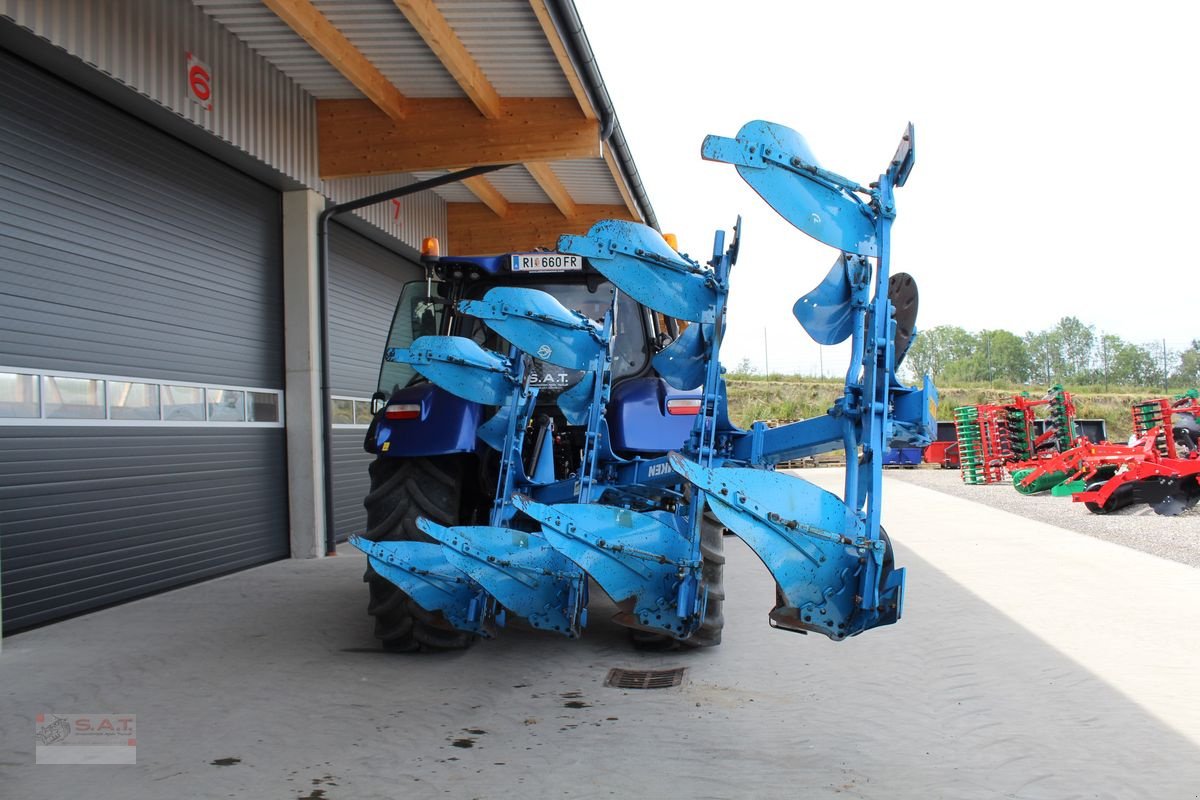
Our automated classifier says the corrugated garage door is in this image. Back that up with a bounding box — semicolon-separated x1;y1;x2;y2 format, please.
0;50;288;631
328;223;420;541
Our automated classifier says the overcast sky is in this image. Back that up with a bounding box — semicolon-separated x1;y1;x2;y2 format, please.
576;0;1198;375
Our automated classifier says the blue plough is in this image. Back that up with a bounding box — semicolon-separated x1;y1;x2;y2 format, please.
353;120;936;643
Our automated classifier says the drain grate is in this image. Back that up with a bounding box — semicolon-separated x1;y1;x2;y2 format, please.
604;667;686;690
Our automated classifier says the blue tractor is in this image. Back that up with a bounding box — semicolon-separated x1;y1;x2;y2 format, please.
355;119;937;652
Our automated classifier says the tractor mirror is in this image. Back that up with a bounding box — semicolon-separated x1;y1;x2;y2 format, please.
370;390;387;415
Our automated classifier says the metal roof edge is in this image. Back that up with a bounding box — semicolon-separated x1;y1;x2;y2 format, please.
546;0;660;232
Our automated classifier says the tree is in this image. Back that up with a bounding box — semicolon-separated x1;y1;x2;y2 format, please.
1025;330;1061;384
1106;338;1159;386
979;329;1031;383
1176;340;1200;387
904;325;976;381
1096;334;1121;389
939;329;1030;383
1054;316;1095;381
731;357;757;376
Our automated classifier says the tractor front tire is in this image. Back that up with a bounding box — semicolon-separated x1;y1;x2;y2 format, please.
629;507;725;650
362;455;477;653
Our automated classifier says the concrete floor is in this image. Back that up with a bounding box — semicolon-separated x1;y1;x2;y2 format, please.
2;471;1199;799
889;467;1200;567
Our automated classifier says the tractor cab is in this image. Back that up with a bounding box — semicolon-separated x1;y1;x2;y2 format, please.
378;257;654;400
369;247;700;475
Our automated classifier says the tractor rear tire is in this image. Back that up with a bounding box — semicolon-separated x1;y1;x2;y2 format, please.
362;455;478;653
628;507;725;650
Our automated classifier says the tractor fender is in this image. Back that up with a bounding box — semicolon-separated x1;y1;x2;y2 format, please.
366;383;483;457
607;377;701;455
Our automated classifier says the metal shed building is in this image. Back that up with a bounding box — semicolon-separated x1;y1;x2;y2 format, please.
0;0;656;633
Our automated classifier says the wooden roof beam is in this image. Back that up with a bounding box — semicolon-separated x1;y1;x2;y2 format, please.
317;98;601;178
448;202;635;255
527;0;597;121
527;1;642;223
525;162;576;219
603;146;643;223
392;0;502;120
462;175;510;217
263;0;408;122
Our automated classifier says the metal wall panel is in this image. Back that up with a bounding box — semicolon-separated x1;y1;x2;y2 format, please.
0;49;288;630
328;223;420;540
324;174;449;252
1;0;447;252
0;427;289;631
1;0;320;187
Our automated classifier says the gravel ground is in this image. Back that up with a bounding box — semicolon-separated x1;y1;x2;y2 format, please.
886;466;1200;568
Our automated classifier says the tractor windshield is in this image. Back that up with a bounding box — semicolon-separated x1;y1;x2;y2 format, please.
466;281;647;397
377;279;649;397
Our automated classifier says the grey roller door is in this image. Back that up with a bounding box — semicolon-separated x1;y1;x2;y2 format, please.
328;223;419;541
0;428;288;628
0;50;288;631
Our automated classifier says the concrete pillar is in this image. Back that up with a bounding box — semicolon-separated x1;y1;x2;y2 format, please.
282;189;327;559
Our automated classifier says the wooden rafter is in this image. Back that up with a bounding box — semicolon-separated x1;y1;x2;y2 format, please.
392;0;502;120
317;98;600;177
527;0;597;121
603;146;642;223
526;1;642;224
461;175;510;217
269;0;632;234
525;162;576;219
262;0;408;122
448;202;635;255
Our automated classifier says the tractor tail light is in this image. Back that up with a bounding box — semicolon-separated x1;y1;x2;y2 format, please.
385;403;421;420
666;398;703;416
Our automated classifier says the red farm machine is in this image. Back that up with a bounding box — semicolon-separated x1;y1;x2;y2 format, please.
1020;390;1200;516
953;385;1077;487
955;387;1199;516
922;421;960;469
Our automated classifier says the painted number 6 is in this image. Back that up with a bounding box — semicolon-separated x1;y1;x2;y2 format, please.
189;65;211;102
187;53;212;111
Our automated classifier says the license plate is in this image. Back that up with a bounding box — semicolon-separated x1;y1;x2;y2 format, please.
510;253;583;272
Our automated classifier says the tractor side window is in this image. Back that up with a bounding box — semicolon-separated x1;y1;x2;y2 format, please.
377;281;444;395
